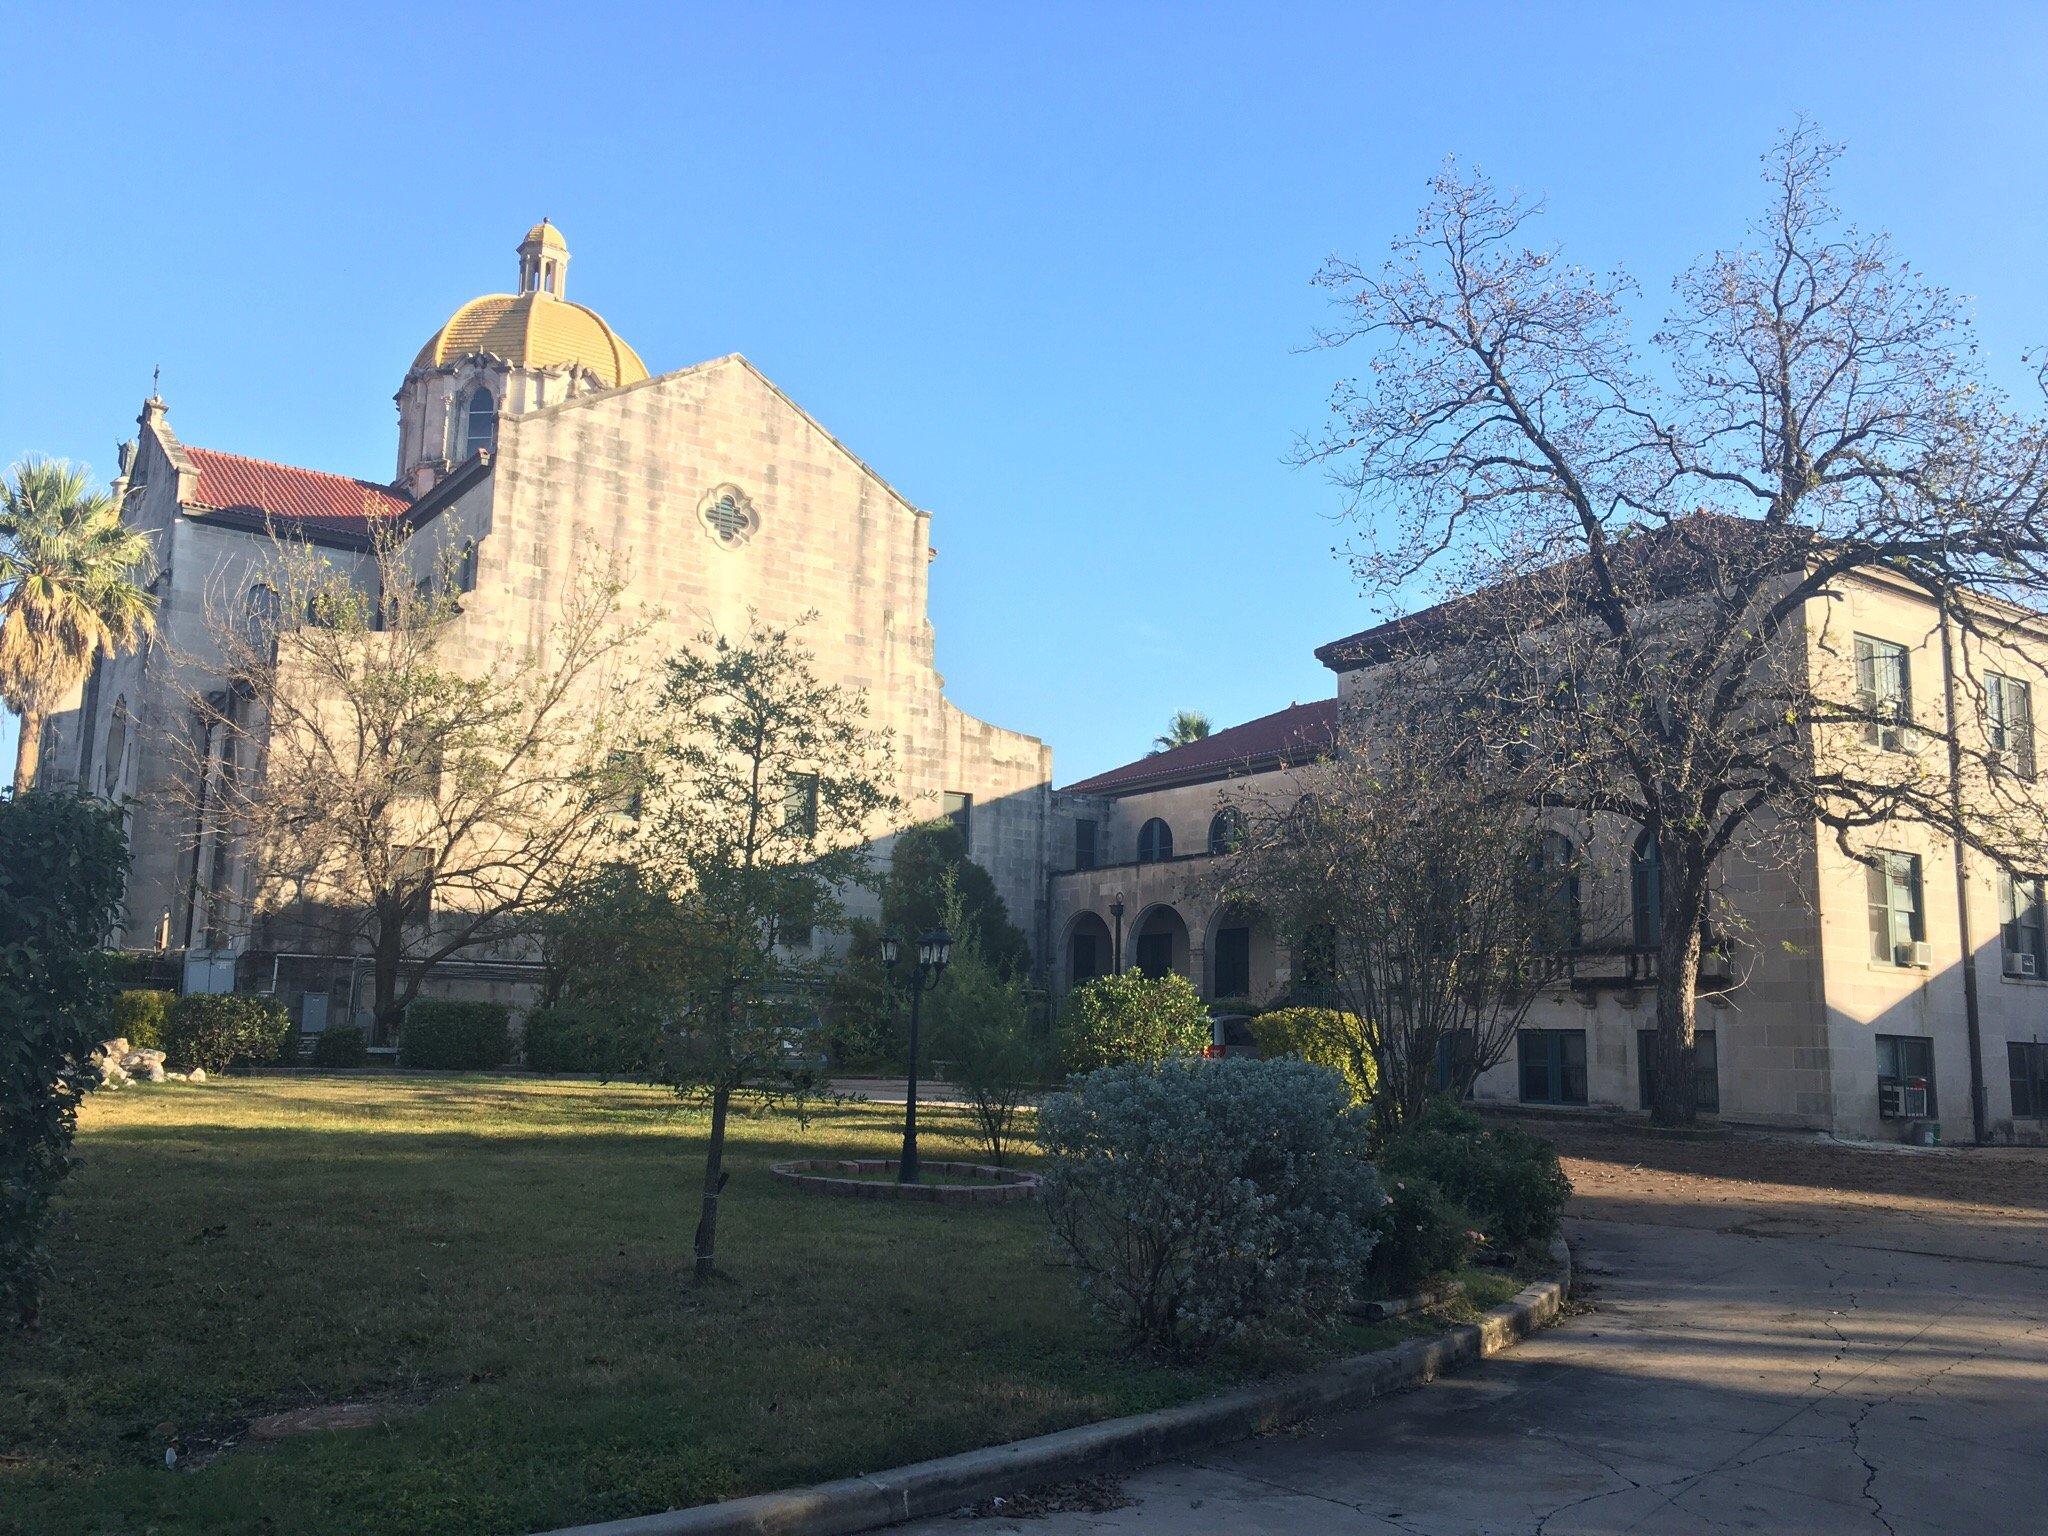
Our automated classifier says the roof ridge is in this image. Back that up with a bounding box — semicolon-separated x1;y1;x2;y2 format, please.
1060;696;1338;796
184;442;405;497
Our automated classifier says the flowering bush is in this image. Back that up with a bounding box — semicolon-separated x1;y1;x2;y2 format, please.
1038;1056;1381;1354
1055;971;1210;1073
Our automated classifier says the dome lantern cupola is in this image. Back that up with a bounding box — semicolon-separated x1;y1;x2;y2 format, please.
396;222;648;492
518;219;569;297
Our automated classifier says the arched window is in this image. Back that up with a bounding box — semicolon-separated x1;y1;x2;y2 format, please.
462;387;496;459
1137;818;1174;864
1208;807;1243;855
1631;828;1662;950
101;697;130;796
242;582;281;654
1532;831;1581;950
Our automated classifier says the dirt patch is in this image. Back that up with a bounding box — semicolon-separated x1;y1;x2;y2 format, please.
246;1401;418;1440
1524;1116;2048;1266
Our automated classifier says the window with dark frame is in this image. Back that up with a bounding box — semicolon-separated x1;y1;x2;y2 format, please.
1865;851;1925;966
462;387;496;459
2002;874;2047;978
2009;1041;2048;1119
1208;808;1243;855
1876;1033;1936;1119
1136;817;1173;864
1986;673;2036;779
1074;817;1098;870
1070;929;1102;984
784;773;820;840
1631;828;1662;951
1637;1028;1719;1114
1854;635;1912;751
1213;925;1251;998
943;790;972;846
1518;1029;1588;1105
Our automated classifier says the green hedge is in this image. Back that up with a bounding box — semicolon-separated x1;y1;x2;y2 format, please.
1056;971;1211;1073
1379;1098;1572;1261
520;1002;631;1075
110;989;173;1050
162;994;294;1073
1249;1007;1375;1106
310;1024;370;1067
398;1000;512;1070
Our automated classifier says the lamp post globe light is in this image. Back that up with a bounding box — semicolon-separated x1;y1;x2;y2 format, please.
885;926;952;1183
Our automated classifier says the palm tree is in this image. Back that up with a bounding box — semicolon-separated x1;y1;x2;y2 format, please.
1;459;156;794
1152;710;1212;754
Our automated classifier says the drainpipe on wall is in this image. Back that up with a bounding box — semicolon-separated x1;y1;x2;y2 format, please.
1936;587;1989;1145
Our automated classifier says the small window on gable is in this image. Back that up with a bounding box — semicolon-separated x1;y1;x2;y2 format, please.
1137;818;1173;864
462;387;496;459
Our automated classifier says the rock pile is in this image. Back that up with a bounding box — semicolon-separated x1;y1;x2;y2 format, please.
89;1038;204;1088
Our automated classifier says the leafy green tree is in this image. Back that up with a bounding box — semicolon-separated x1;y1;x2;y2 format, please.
610;619;896;1284
881;819;1029;979
1152;710;1212;753
0;459;155;794
1;792;128;1328
925;884;1045;1163
1056;971;1210;1073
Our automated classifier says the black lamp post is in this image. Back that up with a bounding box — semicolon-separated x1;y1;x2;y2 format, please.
883;927;952;1183
1110;895;1126;975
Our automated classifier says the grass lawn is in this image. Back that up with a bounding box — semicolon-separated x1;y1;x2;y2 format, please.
2;1075;1516;1536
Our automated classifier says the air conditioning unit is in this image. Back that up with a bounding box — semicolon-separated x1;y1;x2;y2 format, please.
1896;940;1933;969
2010;952;2039;979
1901;1081;1930;1119
1879;1081;1905;1118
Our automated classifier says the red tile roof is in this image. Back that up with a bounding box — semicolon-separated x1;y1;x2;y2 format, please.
184;446;411;537
1062;698;1339;796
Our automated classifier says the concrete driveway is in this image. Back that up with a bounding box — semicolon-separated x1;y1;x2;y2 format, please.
901;1125;2048;1535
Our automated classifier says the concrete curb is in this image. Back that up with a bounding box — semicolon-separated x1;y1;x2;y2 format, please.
530;1239;1573;1536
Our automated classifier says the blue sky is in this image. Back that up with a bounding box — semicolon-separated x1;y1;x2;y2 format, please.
6;2;2048;782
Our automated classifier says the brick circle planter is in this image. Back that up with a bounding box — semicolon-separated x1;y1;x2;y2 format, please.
770;1157;1040;1204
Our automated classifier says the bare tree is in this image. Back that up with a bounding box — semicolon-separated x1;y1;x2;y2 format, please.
162;531;646;1038
1305;125;2048;1127
1222;699;1585;1136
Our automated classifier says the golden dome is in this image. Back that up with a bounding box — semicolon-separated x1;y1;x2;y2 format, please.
410;291;649;387
523;219;567;250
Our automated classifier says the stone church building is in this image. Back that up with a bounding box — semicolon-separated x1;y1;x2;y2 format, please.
42;223;1053;1029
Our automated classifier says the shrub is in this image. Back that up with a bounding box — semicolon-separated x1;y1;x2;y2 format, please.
1367;1174;1472;1296
521;1001;634;1075
1379;1098;1572;1261
1056;971;1210;1073
398;999;513;1070
1249;1006;1375;1105
310;1025;369;1067
162;994;294;1073
110;988;173;1050
1039;1056;1381;1354
930;945;1045;1164
1;793;128;1329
